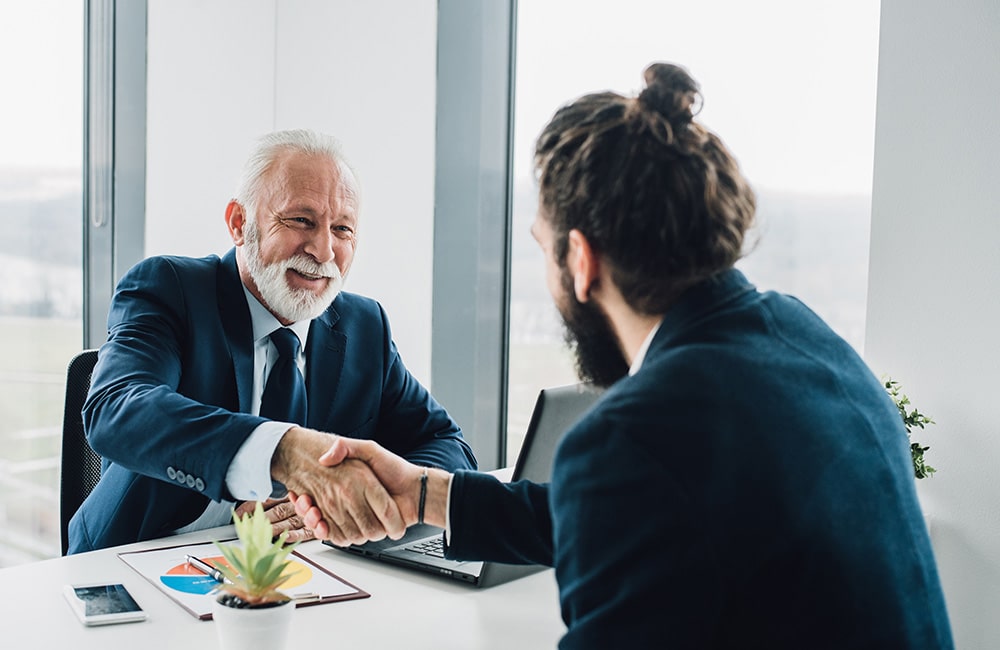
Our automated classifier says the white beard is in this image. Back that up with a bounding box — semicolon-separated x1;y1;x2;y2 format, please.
242;220;345;322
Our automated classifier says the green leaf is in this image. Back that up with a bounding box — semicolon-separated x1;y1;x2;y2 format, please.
211;502;301;603
884;375;939;480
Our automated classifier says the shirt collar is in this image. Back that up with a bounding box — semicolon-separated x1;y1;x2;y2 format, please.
628;318;664;376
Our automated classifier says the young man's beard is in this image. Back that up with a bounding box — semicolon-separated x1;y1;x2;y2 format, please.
557;268;630;388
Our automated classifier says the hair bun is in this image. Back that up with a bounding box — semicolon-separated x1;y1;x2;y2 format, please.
638;63;701;128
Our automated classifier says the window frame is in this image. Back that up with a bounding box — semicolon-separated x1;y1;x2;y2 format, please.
431;0;517;470
84;0;146;348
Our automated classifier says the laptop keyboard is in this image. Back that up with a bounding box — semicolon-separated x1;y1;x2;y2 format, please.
407;537;446;558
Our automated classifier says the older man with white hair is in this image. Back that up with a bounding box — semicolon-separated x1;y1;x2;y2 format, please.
68;129;476;554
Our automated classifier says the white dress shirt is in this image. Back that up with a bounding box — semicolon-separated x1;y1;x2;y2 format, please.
629;318;663;376
175;285;309;533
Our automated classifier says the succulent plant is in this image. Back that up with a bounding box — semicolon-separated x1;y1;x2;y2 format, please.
212;502;300;607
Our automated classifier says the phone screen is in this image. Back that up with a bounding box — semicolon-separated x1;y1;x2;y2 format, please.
73;584;143;616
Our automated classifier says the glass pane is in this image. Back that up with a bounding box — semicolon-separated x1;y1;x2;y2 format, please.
0;1;84;565
508;0;880;464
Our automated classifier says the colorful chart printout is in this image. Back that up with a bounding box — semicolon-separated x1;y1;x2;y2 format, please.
119;540;368;619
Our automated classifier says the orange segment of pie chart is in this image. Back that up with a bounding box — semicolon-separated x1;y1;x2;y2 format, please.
162;555;312;592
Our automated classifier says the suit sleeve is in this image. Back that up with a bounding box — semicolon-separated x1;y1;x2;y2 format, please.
446;470;553;566
367;303;478;472
83;256;265;503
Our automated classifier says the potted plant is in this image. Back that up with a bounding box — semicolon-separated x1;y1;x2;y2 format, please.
884;378;937;479
210;501;300;650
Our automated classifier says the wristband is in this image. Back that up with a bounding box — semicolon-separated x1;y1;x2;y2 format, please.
418;468;429;525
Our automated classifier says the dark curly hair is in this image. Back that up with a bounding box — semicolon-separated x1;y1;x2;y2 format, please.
534;63;756;314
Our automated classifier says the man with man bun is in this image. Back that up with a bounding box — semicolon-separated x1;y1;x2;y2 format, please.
295;64;953;648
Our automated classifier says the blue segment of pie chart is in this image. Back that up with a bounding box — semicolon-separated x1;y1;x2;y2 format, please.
160;574;219;595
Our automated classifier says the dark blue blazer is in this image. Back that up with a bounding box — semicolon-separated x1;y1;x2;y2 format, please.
69;249;476;553
448;269;952;649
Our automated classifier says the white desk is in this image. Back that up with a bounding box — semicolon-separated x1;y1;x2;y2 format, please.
1;525;565;648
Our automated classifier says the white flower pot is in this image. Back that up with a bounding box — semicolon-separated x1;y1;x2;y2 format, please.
212;596;294;650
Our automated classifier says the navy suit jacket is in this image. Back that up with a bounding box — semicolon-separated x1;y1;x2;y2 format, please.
448;269;952;649
69;249;476;553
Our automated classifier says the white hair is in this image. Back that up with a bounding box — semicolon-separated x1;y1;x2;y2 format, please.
234;128;358;215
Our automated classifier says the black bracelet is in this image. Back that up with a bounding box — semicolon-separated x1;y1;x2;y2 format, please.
418;468;428;525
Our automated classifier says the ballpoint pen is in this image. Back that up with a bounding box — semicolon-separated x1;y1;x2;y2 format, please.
291;592;321;603
185;554;231;584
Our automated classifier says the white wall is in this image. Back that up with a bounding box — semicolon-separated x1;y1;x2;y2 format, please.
146;0;277;259
145;0;437;384
866;0;1000;647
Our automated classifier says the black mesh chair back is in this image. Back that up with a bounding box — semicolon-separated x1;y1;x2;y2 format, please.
59;349;102;555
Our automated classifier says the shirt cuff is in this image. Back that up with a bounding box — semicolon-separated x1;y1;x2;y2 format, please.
444;472;455;545
225;421;294;500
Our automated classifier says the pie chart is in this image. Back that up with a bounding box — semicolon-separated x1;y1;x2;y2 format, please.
159;555;313;595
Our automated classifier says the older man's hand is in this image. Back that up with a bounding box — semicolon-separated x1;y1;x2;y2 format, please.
270;427;406;547
233;497;314;543
290;436;450;543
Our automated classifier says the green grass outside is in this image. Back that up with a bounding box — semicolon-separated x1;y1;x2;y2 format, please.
0;316;83;564
0;316;84;465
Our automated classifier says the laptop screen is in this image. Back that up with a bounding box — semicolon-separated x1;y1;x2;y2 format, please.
512;383;604;483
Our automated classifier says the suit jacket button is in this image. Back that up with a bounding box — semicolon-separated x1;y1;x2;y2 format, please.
195;478;205;491
175;470;186;484
185;475;196;488
167;467;177;480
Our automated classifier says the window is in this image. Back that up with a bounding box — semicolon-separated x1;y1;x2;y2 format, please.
0;3;880;565
0;1;84;565
507;0;881;463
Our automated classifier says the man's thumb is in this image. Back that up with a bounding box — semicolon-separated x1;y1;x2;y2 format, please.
318;436;350;466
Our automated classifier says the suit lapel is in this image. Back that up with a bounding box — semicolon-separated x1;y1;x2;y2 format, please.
305;300;346;428
217;249;256;414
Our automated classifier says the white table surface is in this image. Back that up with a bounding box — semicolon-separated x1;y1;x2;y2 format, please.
0;525;565;648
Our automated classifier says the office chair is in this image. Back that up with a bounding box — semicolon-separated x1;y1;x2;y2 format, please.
59;349;102;555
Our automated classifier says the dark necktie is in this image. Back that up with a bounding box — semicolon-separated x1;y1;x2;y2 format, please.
259;327;308;425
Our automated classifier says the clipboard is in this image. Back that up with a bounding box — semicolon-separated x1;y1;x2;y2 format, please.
118;539;370;620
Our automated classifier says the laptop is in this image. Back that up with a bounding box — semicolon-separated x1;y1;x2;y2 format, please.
324;383;604;587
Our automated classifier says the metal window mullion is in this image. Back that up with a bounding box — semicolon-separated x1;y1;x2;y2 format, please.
84;0;115;348
83;0;146;349
432;0;517;470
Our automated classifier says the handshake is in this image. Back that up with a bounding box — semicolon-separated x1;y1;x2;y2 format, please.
266;427;451;547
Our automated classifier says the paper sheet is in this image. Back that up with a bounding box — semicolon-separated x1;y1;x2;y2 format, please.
119;539;369;619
